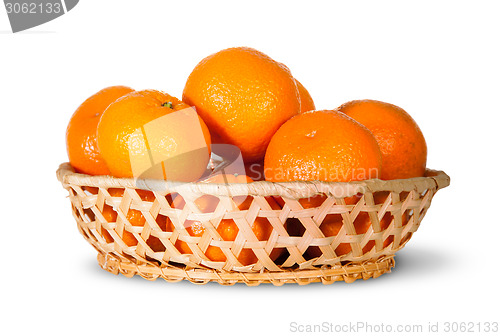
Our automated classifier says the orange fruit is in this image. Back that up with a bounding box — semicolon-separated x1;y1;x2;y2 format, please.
264;110;382;182
100;188;170;252
295;79;315;113
66;85;134;175
338;99;427;180
97;89;211;181
166;174;283;265
182;47;300;162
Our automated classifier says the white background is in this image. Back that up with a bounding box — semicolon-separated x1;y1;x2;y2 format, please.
1;1;499;335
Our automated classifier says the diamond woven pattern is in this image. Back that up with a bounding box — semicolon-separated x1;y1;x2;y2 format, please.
57;163;449;285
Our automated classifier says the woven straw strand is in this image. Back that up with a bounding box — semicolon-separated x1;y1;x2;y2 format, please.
57;162;449;285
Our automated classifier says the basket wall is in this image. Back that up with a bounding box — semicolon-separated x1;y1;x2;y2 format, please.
57;163;449;285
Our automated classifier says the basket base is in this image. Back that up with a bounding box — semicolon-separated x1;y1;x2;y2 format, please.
97;253;395;286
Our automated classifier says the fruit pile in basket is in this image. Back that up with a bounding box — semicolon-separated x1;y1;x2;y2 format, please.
65;47;429;266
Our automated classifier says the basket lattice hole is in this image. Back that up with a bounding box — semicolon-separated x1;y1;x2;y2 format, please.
285;218;305;237
146;214;170;252
82;208;95;223
82;186;99;195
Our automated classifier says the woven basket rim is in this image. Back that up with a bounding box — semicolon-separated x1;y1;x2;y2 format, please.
56;162;450;199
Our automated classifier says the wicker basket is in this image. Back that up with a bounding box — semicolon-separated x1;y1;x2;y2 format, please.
57;162;449;286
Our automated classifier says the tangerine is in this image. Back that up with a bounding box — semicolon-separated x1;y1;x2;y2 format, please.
66;86;133;175
97;90;211;181
183;47;300;162
338;99;427;180
295;79;315;113
264;110;382;182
